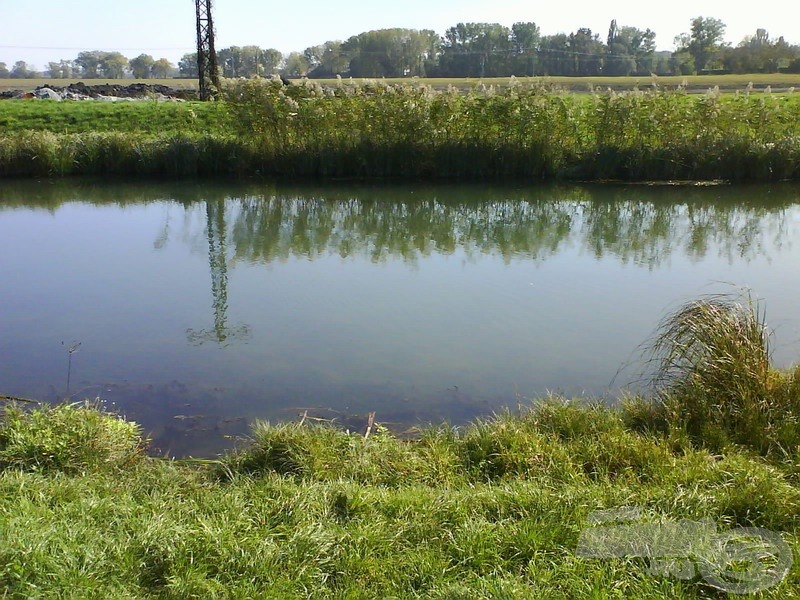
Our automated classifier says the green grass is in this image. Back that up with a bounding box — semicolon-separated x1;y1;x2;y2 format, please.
0;401;144;474
2;79;800;181
0;99;230;135
0;397;798;598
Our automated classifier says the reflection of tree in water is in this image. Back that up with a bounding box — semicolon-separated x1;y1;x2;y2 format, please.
2;179;795;268
230;195;583;264
186;199;251;346
580;197;789;268
223;187;792;268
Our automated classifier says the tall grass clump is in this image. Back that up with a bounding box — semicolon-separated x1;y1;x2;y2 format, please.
0;131;75;176
0;402;144;473
220;420;441;486
0;131;253;178
644;292;800;455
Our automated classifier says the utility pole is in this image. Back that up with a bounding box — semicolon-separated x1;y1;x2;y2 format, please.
195;0;221;100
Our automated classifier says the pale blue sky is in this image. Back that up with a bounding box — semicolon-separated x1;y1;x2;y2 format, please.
2;0;797;69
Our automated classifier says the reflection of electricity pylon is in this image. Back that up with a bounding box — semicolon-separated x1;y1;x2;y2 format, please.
187;200;251;346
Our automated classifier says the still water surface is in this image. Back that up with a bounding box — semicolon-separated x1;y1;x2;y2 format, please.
2;179;799;456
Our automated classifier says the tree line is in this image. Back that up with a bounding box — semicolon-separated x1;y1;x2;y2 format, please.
176;19;800;80
0;51;177;80
2;16;799;80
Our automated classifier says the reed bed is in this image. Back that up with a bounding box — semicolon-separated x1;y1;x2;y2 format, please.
2;79;800;181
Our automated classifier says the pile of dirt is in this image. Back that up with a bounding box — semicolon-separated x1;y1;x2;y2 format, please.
0;82;197;101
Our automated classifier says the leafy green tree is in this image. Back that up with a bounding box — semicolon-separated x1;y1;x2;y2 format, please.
74;50;105;78
605;20;656;75
786;53;800;73
568;29;604;76
605;21;635;76
46;62;61;78
100;52;129;78
218;46;283;78
178;53;198;77
511;22;540;75
677;16;726;73
152;58;174;79
46;60;74;79
10;61;36;78
304;41;348;78
439;23;513;77
539;33;570;75
0;62;9;78
218;46;243;77
282;52;310;77
261;49;283;76
721;30;796;73
343;29;436;77
765;37;797;72
653;51;674;75
129;54;155;79
670;46;696;75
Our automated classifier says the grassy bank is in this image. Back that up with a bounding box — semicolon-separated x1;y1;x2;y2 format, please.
2;80;800;181
1;295;799;598
0;400;798;599
0;100;229;135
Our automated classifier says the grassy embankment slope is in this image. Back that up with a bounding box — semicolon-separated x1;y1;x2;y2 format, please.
1;77;799;181
1;295;799;598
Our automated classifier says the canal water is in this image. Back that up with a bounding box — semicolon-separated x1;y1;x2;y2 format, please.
2;179;799;456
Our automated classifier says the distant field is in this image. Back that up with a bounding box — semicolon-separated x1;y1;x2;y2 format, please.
313;73;800;93
2;74;800;94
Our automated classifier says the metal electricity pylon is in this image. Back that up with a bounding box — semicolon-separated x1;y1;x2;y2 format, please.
195;0;221;100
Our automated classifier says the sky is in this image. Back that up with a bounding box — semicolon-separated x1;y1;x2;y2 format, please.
2;0;799;69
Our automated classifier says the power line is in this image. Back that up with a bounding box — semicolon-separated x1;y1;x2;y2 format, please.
0;45;193;51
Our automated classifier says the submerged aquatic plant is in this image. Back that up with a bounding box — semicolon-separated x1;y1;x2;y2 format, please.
62;340;81;396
